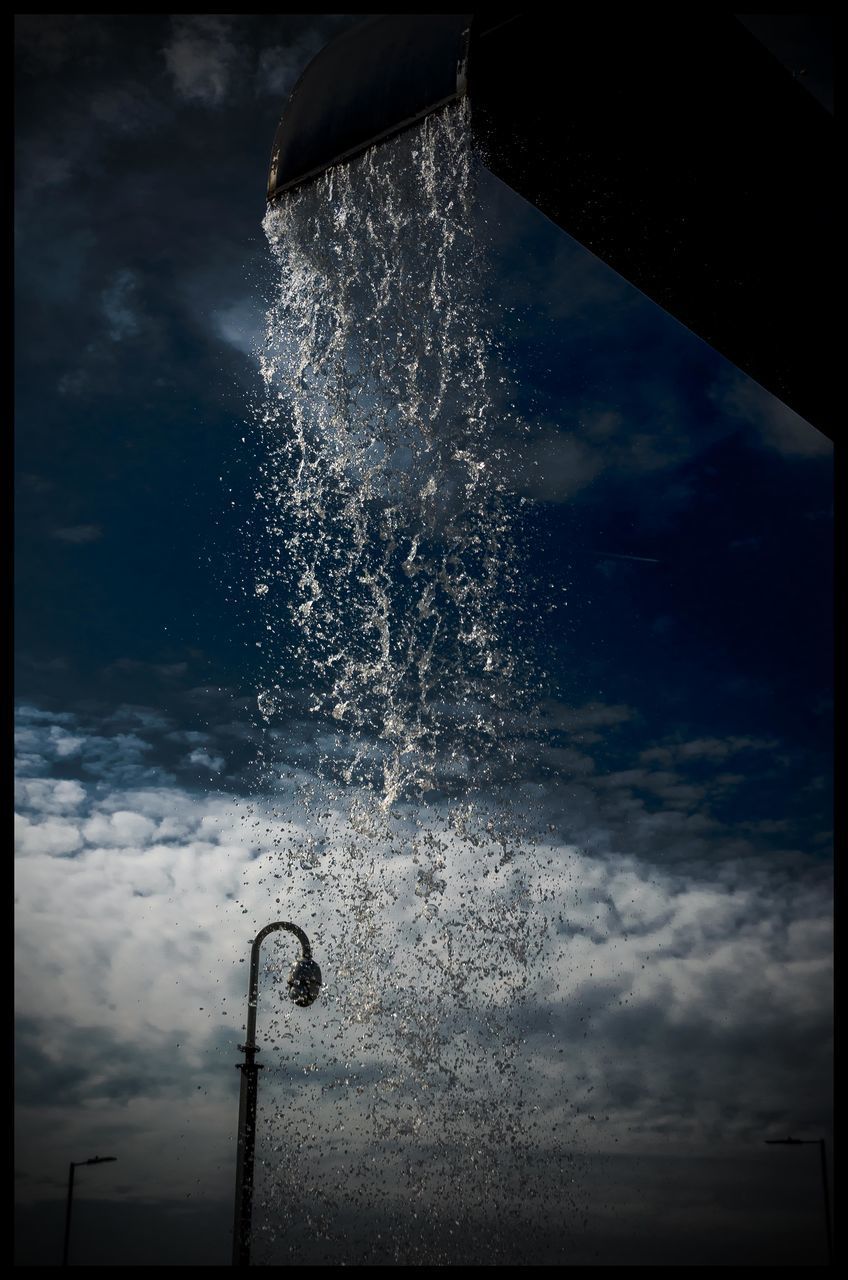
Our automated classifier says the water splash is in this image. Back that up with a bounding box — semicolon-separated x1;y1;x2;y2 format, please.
236;102;586;1265
254;102;525;807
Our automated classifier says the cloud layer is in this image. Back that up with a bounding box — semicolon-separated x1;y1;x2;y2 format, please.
15;697;832;1266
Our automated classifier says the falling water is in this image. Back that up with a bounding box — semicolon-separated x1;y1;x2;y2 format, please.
238;102;583;1265
254;101;527;806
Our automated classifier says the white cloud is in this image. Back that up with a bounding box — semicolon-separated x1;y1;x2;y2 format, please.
14;702;831;1232
82;809;158;847
50;725;85;756
15;813;83;857
15;778;86;813
187;748;226;772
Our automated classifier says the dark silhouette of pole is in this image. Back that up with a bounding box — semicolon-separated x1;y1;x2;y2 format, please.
232;922;321;1267
818;1140;833;1263
62;1156;117;1266
765;1137;832;1264
62;1162;75;1267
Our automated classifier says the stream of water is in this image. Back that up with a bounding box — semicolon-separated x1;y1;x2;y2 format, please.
240;102;575;1265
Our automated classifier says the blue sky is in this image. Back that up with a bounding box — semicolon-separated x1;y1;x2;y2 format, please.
15;14;832;1267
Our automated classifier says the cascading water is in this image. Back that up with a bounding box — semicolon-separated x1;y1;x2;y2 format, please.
256;101;525;806
238;102;582;1265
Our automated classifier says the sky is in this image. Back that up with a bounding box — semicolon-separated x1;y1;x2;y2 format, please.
14;14;833;1268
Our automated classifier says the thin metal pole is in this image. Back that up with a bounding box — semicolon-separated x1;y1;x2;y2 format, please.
232;1043;261;1267
62;1162;76;1267
766;1138;833;1266
818;1139;833;1265
232;922;312;1267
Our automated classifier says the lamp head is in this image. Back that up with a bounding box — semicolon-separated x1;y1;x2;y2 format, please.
287;956;322;1007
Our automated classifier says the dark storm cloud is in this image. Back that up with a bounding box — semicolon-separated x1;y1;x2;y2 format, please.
16;1017;181;1107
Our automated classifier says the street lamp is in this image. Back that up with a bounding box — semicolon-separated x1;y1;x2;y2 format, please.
232;921;321;1267
62;1156;117;1266
764;1136;832;1264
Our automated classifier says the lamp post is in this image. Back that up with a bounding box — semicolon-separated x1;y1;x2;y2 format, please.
62;1156;117;1266
764;1137;832;1264
232;921;322;1267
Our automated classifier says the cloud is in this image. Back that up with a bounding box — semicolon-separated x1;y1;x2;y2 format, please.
15;14;113;73
507;425;605;501
101;269;141;342
255;31;326;100
187;748;226;772
479;169;832;518
56;369;90;397
18;473;55;496
640;736;779;767
16;47;168;206
542;700;633;736
210;297;265;358
102;705;173;732
16;710;164;788
87;84;166;138
15;777;86;814
47;263;155;397
14;699;831;1271
163;16;240;107
711;369;832;458
495;392;712;506
105;659;189;682
51;523;103;544
15;813;83;857
81;809;159;848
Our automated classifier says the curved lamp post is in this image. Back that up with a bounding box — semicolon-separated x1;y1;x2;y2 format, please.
62;1156;117;1266
232;922;322;1267
765;1137;832;1264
